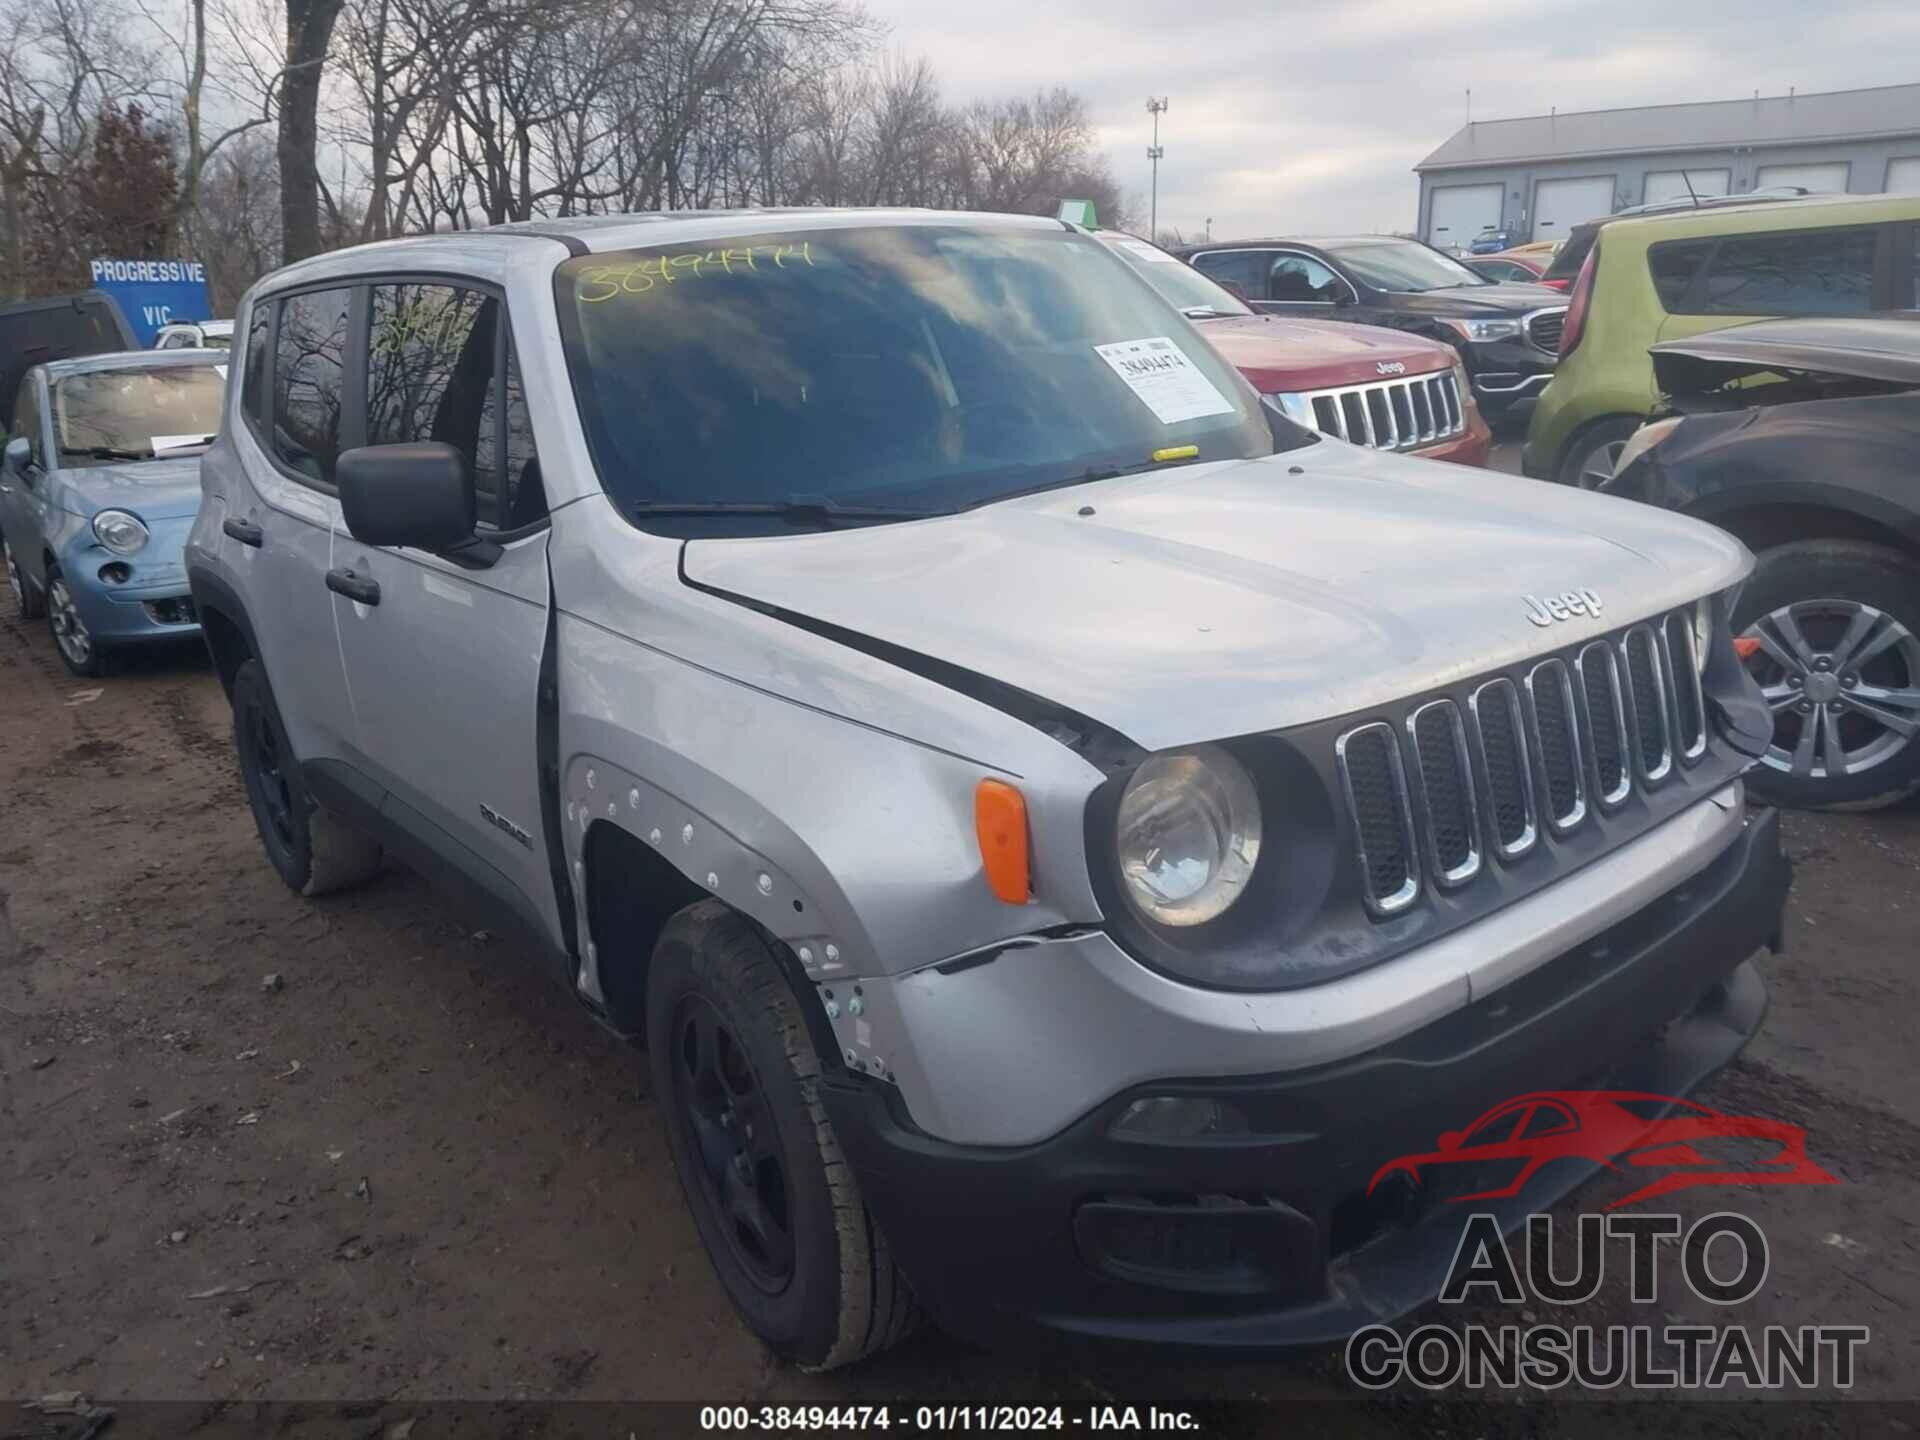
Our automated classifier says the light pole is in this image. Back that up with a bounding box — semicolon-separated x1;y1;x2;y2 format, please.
1146;97;1168;241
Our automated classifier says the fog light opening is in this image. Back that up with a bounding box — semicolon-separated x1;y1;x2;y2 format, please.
1110;1095;1251;1142
99;562;131;585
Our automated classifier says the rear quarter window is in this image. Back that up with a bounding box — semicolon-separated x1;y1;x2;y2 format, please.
1663;225;1878;317
1647;239;1715;310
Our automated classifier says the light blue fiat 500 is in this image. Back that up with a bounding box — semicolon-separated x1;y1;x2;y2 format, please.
0;350;225;675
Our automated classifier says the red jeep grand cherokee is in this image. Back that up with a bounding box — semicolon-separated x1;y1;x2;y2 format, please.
1096;230;1490;465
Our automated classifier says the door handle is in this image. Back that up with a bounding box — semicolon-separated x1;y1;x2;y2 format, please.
223;516;264;547
326;567;380;605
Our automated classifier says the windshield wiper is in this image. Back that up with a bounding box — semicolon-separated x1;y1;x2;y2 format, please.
61;445;150;460
626;497;948;527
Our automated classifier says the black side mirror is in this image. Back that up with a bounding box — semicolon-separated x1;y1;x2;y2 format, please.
337;442;476;552
1333;287;1357;308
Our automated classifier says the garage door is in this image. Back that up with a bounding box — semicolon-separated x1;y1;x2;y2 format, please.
1886;157;1920;193
1532;176;1615;242
1755;161;1850;193
1643;169;1730;205
1428;184;1503;251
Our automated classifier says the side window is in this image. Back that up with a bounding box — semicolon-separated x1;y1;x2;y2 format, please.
1462;1109;1525;1148
1268;254;1345;303
1519;1104;1574;1140
12;375;41;465
1648;239;1714;310
241;304;271;430
366;283;546;531
1190;250;1267;302
1690;226;1877;316
272;288;352;483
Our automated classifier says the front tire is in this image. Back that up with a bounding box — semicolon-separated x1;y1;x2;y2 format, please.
647;901;917;1369
232;659;383;894
1733;540;1920;811
1555;416;1642;490
45;566;107;676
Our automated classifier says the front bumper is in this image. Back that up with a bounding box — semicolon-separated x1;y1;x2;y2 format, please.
57;516;201;643
824;803;1786;1355
1462;335;1557;409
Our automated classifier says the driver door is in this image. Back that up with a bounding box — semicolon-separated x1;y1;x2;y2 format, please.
329;278;559;941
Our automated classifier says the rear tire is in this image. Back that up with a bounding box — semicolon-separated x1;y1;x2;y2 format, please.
4;536;43;619
1732;540;1920;811
232;659;383;895
647;900;917;1369
1556;416;1641;490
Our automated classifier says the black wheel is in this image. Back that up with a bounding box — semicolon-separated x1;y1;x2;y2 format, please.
231;659;382;894
647;901;917;1369
1733;540;1920;811
4;535;43;619
45;565;108;676
1555;415;1642;490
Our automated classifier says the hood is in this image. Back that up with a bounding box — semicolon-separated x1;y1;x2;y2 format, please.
58;455;205;521
1392;282;1564;317
682;443;1750;752
1650;316;1920;396
1198;314;1456;392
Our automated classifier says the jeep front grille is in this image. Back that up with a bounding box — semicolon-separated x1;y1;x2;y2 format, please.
1300;371;1464;452
1334;607;1711;917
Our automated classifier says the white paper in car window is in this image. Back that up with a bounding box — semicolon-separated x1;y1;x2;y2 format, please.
150;433;211;454
1093;337;1234;426
1115;238;1178;264
215;365;228;380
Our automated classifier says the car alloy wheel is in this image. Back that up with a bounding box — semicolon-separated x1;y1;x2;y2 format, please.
1742;599;1920;780
1577;439;1627;489
47;576;93;668
669;992;796;1293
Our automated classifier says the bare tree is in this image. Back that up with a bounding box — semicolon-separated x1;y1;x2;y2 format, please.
279;0;345;260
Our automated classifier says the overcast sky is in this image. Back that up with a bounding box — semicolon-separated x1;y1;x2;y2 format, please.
859;0;1920;241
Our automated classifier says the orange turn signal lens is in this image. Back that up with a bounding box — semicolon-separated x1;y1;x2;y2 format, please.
975;779;1031;905
1733;636;1763;660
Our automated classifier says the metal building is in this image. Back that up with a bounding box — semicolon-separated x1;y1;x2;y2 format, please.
1415;83;1920;250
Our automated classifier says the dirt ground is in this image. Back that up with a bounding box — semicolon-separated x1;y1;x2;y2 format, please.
4;596;1919;1439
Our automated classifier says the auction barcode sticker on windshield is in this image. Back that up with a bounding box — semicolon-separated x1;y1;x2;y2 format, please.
1094;337;1234;426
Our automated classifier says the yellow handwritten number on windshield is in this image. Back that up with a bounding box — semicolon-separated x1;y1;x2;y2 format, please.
576;243;816;303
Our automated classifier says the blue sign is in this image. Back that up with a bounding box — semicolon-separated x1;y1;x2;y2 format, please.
88;257;213;347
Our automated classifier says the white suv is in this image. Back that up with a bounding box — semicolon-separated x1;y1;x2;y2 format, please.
187;210;1788;1368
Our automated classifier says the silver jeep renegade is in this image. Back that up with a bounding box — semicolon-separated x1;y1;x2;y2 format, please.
187;210;1789;1368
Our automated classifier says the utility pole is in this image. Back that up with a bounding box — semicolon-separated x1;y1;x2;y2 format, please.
1204;216;1213;241
1146;97;1168;241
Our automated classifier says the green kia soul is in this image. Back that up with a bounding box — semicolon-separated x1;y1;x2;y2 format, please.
1523;193;1920;487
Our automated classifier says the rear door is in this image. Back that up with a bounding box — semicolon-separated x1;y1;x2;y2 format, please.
231;287;361;768
328;278;557;937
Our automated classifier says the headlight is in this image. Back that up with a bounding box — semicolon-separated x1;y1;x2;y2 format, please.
1443;317;1521;343
1116;745;1262;926
1612;416;1683;479
92;509;150;555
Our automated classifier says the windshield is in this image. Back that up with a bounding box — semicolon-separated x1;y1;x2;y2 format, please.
556;225;1295;535
1096;232;1251;317
1323;239;1490;294
51;364;225;460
